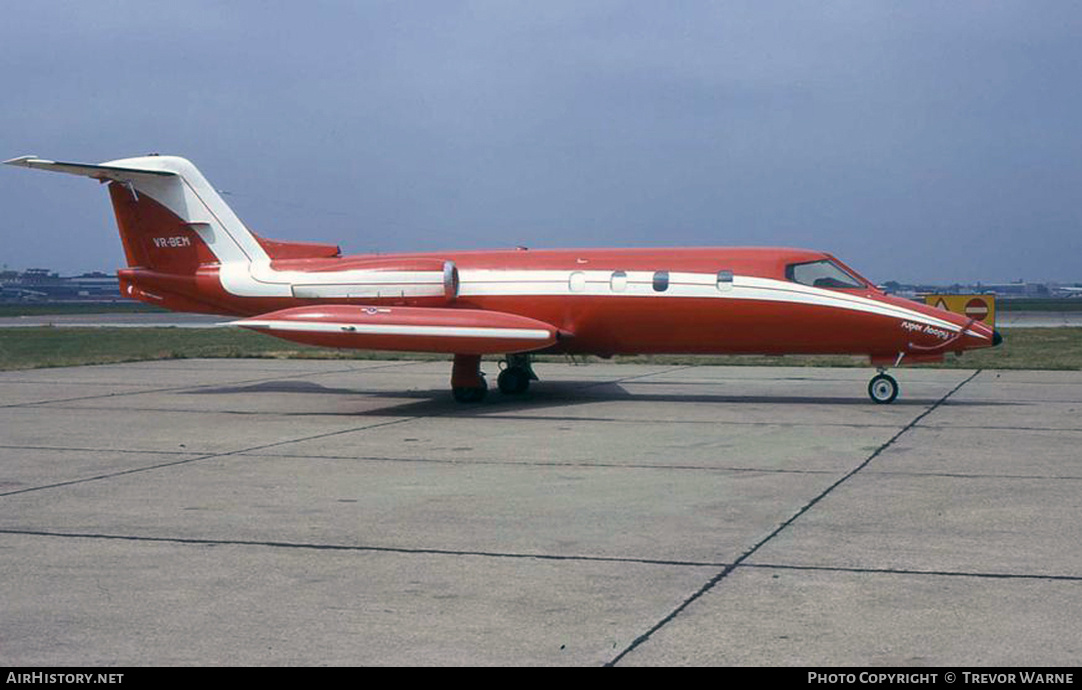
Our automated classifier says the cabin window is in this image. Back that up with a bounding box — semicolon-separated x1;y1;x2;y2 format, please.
786;260;863;289
717;270;734;292
653;270;669;292
610;270;627;292
569;271;586;292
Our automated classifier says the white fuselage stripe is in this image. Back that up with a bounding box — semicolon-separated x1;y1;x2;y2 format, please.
454;270;964;333
224;268;961;333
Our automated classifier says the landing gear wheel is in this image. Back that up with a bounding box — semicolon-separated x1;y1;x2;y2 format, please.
868;373;899;404
497;367;530;395
452;378;488;403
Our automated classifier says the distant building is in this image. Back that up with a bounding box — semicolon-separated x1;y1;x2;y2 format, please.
881;279;1063;303
0;268;121;302
974;281;1049;298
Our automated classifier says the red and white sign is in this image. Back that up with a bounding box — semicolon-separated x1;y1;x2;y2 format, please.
965;298;990;322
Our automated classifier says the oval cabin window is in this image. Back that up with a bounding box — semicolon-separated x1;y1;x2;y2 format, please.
717;270;733;292
569;271;587;292
610;270;627;292
653;271;669;292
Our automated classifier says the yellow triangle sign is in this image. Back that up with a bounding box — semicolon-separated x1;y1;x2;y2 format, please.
935;298;949;311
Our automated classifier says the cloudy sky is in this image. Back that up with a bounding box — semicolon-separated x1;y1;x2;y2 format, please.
1;1;1079;283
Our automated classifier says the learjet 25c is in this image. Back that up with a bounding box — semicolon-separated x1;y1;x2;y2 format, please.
6;154;1001;403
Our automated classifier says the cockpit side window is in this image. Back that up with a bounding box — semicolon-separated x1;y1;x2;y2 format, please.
786;260;864;289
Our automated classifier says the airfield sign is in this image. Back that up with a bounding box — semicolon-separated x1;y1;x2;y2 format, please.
924;294;996;326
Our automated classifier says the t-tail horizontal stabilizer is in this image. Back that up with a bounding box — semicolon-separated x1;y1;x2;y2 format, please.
4;156;175;182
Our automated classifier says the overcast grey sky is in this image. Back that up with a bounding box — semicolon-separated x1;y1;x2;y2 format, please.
2;1;1079;283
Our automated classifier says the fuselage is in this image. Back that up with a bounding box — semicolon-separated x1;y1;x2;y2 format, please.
121;245;997;363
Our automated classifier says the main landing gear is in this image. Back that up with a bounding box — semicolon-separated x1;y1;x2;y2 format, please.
868;370;899;404
451;354;538;402
451;354;487;403
496;353;537;395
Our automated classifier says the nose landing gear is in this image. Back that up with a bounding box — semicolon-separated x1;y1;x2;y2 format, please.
868;371;899;404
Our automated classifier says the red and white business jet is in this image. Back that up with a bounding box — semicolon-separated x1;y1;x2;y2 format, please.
6;154;1001;404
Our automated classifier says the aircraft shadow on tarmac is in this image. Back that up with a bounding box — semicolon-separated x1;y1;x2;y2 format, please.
184;377;1009;418
185;380;369;396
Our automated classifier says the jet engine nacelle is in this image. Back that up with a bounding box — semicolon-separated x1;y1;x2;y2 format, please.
286;258;459;304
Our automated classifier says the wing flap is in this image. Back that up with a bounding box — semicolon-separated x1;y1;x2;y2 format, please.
232;305;563;355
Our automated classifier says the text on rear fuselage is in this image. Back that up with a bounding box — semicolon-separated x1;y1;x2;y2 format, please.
152;236;191;248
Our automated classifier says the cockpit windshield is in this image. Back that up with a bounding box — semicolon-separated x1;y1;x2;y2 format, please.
786;259;865;289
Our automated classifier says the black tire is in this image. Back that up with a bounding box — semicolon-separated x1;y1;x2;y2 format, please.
452;378;488;403
497;367;530;395
868;373;899;404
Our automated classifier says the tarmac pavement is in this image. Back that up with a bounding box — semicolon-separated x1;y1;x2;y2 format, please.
0;360;1079;666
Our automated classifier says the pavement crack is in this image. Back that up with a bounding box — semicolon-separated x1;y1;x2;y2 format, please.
741;562;1082;582
236;451;841;474
0;365;700;499
606;369;983;666
580;365;694;389
0;528;725;568
0;361;418;409
0;417;428;497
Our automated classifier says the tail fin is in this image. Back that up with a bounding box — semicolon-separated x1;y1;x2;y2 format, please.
5;154;271;273
106;172;216;273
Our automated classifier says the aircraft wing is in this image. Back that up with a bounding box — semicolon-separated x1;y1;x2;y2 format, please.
231;305;564;355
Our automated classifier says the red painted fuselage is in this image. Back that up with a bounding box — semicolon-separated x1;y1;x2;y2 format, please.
120;245;996;364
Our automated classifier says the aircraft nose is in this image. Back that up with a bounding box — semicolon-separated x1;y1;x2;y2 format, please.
993;329;1003;347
